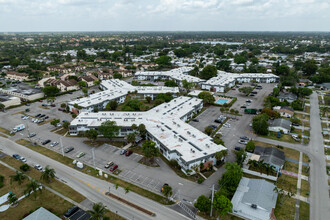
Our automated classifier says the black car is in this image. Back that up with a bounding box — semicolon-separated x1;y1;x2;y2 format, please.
192;118;199;122
44;116;49;119
249;94;255;96
39;114;45;118
234;146;241;151
241;106;247;108
35;114;41;117
292;123;300;126
64;206;79;217
214;119;222;123
42;139;51;145
64;147;74;153
12;154;20;159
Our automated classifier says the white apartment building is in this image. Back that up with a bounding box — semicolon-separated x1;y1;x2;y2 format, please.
69;96;226;174
68;79;179;114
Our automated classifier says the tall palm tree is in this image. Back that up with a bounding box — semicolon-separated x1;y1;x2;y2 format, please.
10;171;26;185
87;202;106;220
40;165;56;183
24;179;42;200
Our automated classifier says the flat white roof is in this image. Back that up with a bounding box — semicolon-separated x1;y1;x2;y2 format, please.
71;96;225;163
68;79;179;108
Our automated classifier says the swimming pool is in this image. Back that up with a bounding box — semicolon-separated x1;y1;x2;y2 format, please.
216;99;229;104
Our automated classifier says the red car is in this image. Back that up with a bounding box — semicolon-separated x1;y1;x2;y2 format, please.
109;164;118;172
39;100;43;102
51;104;56;107
125;150;133;157
231;88;236;90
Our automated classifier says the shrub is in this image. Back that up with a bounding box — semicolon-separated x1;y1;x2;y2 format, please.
197;177;204;184
276;145;284;149
0;175;4;188
20;164;30;172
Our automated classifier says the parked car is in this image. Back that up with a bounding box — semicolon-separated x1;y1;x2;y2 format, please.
249;94;255;96
39;100;43;102
34;164;43;171
25;103;30;106
42;139;51;145
20;157;27;163
44;116;49;119
238;140;248;145
240;136;250;141
64;147;74;153
64;206;79;217
76;152;86;158
125;150;133;157
35;114;41;117
58;108;64;111
234;146;241;151
240;106;247;108
109;164;118;172
28;133;36;138
50;141;59;147
292;123;299;126
12;154;20;159
192;118;199;122
39;114;45;118
231;88;236;90
105;161;114;168
120;149;127;155
50;104;56;107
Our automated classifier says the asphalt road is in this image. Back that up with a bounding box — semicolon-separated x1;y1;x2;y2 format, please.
0;136;191;220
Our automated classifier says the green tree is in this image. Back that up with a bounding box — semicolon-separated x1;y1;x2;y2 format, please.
113;73;123;79
302;59;318;75
275;64;290;76
50;119;60;127
142;140;159;164
146;96;152;103
62;121;70;129
161;184;173;198
126;132;136;145
19;164;30;172
245;141;255;152
235;149;247;167
43;86;60;97
85;129;98;143
40;165;56;183
78;81;87;88
194;195;211;213
99;121;120;140
88;202;106;220
82;87;88;95
10;171;26;185
252;113;269;135
272;87;280;97
216;60;231;72
7;192;18;207
138;123;147;138
24;179;42;200
182;79;193;92
205;126;213;136
213;194;233;217
124;186;130;194
218;162;243;197
155;55;172;67
215;150;228;162
106;100;118;110
0;103;5;112
198;91;215;104
199;65;217;80
238;87;253;96
164;80;178;87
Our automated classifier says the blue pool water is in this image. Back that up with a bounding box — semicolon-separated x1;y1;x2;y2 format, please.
216;99;228;104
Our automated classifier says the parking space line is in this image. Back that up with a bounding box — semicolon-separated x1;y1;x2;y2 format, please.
130;173;136;180
135;175;142;182
142;176;149;184
147;179;154;188
153;181;161;190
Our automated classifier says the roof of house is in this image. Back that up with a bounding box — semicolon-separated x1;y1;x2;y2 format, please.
80;76;95;82
254;146;285;167
231;177;278;220
269;118;292;131
278;108;294;115
278;92;297;101
281;106;294;112
7;71;28;77
23;207;61;220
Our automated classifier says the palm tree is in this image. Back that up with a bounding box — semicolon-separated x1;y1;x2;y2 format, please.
124;186;130;194
40;165;56;183
7;192;18;207
87;202;106;220
24;179;42;200
162;184;173;198
10;171;26;185
0;103;5;112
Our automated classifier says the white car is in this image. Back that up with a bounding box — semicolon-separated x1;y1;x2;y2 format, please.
20;157;27;163
50;141;59;147
34;164;43;171
238;140;248;145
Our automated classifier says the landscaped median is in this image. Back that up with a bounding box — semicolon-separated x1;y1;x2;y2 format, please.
15;139;173;206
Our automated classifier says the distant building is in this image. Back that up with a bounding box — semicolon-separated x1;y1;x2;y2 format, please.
268;118;292;134
43;78;79;92
23;207;61;220
80;76;95;87
5;71;29;81
0;94;21;107
278;92;297;103
0;83;44;101
231;177;278;220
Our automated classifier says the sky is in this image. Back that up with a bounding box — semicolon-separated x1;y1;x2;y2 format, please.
0;0;329;32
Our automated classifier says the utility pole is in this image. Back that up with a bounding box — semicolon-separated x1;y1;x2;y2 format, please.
210;184;215;217
60;136;64;157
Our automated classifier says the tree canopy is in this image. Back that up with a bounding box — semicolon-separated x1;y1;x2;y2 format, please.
252;113;269;135
199;65;217;80
99;121;120;140
43;86;60;97
194;195;211;213
198;91;215;104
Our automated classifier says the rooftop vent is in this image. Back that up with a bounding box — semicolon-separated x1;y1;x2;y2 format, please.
251;204;257;209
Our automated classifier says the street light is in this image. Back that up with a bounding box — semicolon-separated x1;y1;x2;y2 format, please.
59;136;64;157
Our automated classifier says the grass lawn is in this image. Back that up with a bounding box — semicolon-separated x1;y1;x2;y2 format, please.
292;128;302;136
321;123;327;129
83;140;125;148
0;133;8;138
303;130;310;137
274;197;296;220
0;156;85;203
262;132;297;144
0;163;73;220
277;175;297;194
54;127;68;136
129;145;144;155
252;141;300;161
300;180;310;197
0;127;14;136
299;201;310;220
15;139;173;206
302;165;310;177
304;115;310;121
303;154;310;163
283;161;299;174
304;121;310;128
305;106;310;113
295;113;303;120
325;148;330;156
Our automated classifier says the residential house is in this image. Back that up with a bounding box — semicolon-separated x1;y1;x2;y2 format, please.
273;106;294;118
253;146;285;171
44;78;79;92
80;76;95;87
231;177;278;220
278;92;297;103
23;207;61;220
47;66;72;74
5;71;29;81
268;118;292;134
299;79;312;86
